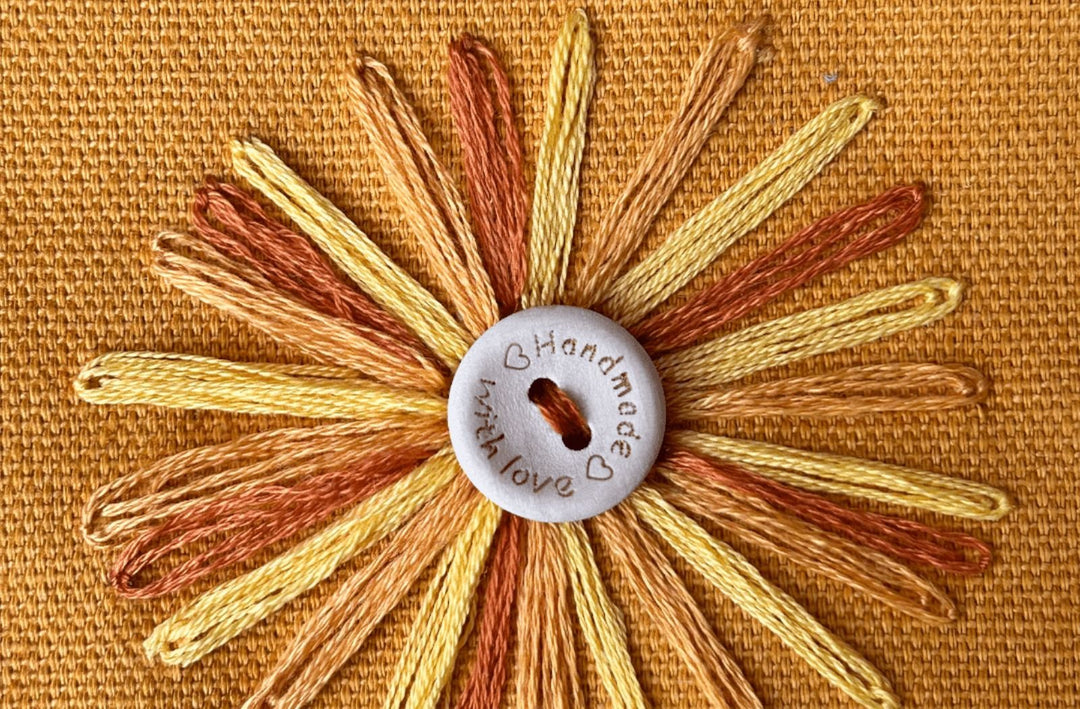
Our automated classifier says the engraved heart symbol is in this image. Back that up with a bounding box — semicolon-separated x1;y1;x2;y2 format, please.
503;342;531;370
586;454;614;481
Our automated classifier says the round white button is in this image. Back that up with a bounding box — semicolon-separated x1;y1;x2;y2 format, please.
448;306;666;522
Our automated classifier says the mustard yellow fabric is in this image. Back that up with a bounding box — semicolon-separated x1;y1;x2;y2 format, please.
2;1;1077;706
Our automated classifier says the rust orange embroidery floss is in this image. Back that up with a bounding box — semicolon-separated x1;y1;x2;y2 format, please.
190;179;431;354
448;35;529;315
108;438;437;598
635;183;928;352
455;514;523;709
665;448;992;575
74;9;1013;709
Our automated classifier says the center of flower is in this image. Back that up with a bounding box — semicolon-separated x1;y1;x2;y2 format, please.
447;305;666;522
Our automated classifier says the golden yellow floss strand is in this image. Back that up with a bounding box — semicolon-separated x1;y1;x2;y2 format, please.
520;9;595;309
154;231;447;392
670;429;1011;521
243;476;480;709
558;521;647;709
145;448;459;666
231;138;471;367
347;58;499;339
513;521;582;709
600;96;880;323
658;278;963;391
591;505;762;707
568;21;763;308
74;351;445;421
631;486;900;709
383;501;501;709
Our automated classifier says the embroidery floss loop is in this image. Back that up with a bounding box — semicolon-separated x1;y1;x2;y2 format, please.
73;9;1013;709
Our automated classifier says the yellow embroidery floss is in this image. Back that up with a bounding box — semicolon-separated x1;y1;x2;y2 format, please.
520;9;595;309
244;476;481;709
74;351;445;420
658;277;963;391
383;501;501;709
559;521;647;709
231;138;471;367
601;95;880;323
670;429;1011;521
568;20;763;308
631;486;900;709
145;449;460;666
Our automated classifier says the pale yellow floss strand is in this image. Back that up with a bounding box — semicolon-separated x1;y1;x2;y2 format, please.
658;278;963;391
74;351;445;420
558;522;647;709
347;58;499;338
383;501;501;709
670;429;1012;521
520;9;595;309
144;448;459;666
600;96;880;323
631;487;899;709
230;138;470;367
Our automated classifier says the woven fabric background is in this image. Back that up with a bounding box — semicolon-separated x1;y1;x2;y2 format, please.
2;0;1077;706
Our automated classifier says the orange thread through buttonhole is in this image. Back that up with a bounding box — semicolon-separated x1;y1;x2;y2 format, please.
528;378;591;451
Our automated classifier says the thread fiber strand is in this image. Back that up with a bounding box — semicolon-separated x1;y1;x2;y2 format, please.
527;377;591;447
456;515;523;709
81;420;445;548
670;430;1011;521
631;486;899;709
74;351;445;420
153;230;447;391
243;477;480;709
347;57;499;338
654;471;957;624
145;448;461;666
382;501;501;709
559;522;647;709
671;362;988;420
600;95;879;322
637;184;927;352
592;505;762;708
658;278;963;390
569;21;762;307
448;36;528;315
666;448;992;575
520;9;595;308
109;434;440;598
189;179;432;353
513;521;582;709
231;138;472;366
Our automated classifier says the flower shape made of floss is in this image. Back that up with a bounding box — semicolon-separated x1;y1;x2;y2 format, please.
75;11;1011;709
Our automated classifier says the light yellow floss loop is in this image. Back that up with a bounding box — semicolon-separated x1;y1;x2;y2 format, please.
230;138;471;367
521;9;596;309
559;521;647;709
658;277;964;390
382;501;501;709
74;351;446;421
144;448;460;666
600;95;880;323
669;429;1012;521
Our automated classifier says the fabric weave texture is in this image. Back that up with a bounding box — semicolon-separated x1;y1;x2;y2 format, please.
1;1;1077;707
